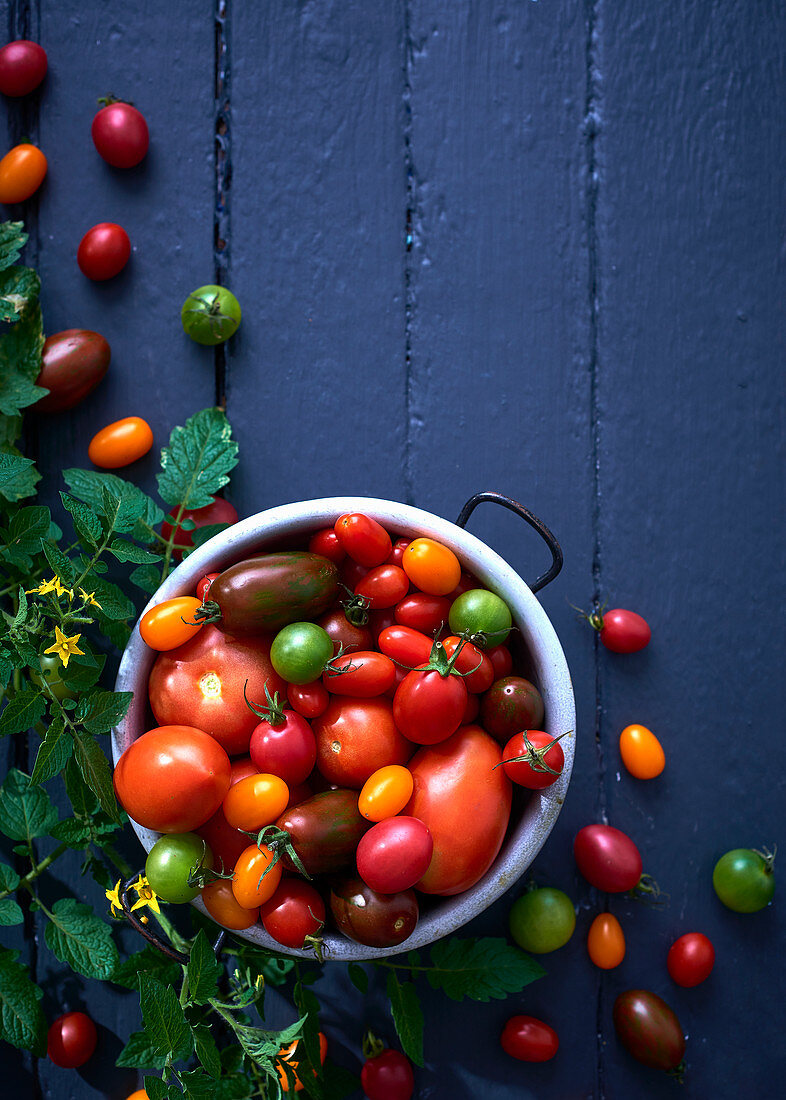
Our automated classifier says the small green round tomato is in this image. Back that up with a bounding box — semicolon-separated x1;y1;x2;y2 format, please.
713;848;775;913
270;622;334;685
509;887;576;954
448;589;512;647
181;284;241;345
30;654;75;701
145;833;213;904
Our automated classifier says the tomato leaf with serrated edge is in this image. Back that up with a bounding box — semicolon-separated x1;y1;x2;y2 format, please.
187;930;221;1005
30;716;72;784
116;1026;170;1069
0;447;39;502
0;265;40;322
192;1023;222;1078
44;898;118;979
425;937;546;1002
71;728;120;821
0;769;58;842
59;491;103;547
385;971;424;1068
62;467;164;539
0;222;28;272
157;407;238;510
0;688;46;737
107;538;162;564
75;689;133;735
111;945;182;992
0;947;46;1056
139;973;194;1062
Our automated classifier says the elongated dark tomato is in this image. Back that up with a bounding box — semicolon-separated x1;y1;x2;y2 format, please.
275;789;370;875
613;990;685;1072
209;552;339;634
35;330;110;413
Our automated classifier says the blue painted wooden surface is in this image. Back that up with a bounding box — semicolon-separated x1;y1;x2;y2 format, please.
1;0;784;1096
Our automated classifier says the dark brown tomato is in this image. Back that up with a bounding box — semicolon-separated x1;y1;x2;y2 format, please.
613;990;686;1073
312;696;412;787
329;875;418;948
35;329;110;413
209;552;339;634
148;625;285;755
274;789;370;875
317;606;373;654
480;675;545;741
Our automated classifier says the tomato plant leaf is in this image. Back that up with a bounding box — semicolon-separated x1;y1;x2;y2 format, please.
0;897;23;926
111;945;182;992
0;265;40;323
140;973;194;1062
62;467;164;539
177;1068;217;1099
0;222;28;272
7;504;50;553
44;898;118;979
130;562;163;594
41;539;76;586
0;688;46;738
71;728;120;822
0;947;46;1056
0;769;58;842
116;1026;170;1069
59;491;103;547
186;521;232;553
89;576;135;620
347;962;368;994
143;1077;170;1100
386;972;424;1068
157;407;238;510
0;446;39;502
192;1023;222;1078
107;538;162;564
187;930;222;1005
425;937;546;1002
59;651;106;691
30;716;72;784
75;688;133;735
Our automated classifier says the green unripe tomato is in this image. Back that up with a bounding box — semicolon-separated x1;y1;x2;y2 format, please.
509;886;576;954
713;848;775;913
448;588;512;647
181;285;241;345
145;833;213;904
270;621;334;685
30;654;75;701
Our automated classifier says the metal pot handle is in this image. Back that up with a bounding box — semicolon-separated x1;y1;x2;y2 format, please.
455;491;563;594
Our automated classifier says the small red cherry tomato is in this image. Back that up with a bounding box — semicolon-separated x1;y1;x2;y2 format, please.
0;143;47;202
88;415;153;468
47;1011;97;1068
487;644;513;679
287;679;330;719
232;844;282;908
91;100;149;168
334;512;392;567
196;572;220;601
223;773;290;832
501;730;566;790
592;607;651;653
587;912;626;969
402;537;461;596
500;1015;559;1063
378;624;433;667
358;765;414;821
201;878;258;930
0;41;47;96
318;607;373;654
139;596;203;651
361;1048;414;1100
323;651;396;697
260;879;326;949
667;932;715;987
355;564;410;609
394;591;451;634
77;222;131;280
356;816;433;893
387;538;410;566
393;668;467;745
441;635;494;693
574;824;643;893
249;711;317;787
308;526;346;563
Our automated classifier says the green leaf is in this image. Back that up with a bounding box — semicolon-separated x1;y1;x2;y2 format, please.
11;585;28;628
7;504;50;552
50;817;92;848
187;930;221;1005
75;689;133;735
0;688;46;737
41;539;76;585
0;302;45;415
89;576;135;620
386;972;424;1067
62;756;99;817
0;862;20;893
426;937;546;1002
0;222;28;272
304;1060;360;1100
0;769;58;843
157;407;238;509
44;898;119;979
0;898;24;926
107;539;162;564
187;522;231;552
215;1076;254;1100
347;961;368;994
178;1068;217;1099
111;945;182;992
192;1023;222;1078
30;716;72;784
59;652;106;691
130;563;163;594
143;1077;169;1100
0;448;39;501
72;728;120;821
62;467;163;540
60;491;103;547
0;947;46;1056
139;973;193;1062
0;266;41;322
116;1027;169;1070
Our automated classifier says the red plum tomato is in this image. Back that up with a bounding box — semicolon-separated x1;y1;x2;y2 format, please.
260;879;326;949
355;564;410;609
361;1049;415;1100
312;696;411;788
394;591;451;634
35;328;111;414
287;680;329;718
501;1016;559;1063
594;608;651;653
47;1011;97;1068
91;100;149;168
480;676;544;741
378;625;433;667
356;816;433;893
77;222;130;280
613;990;685;1072
308;527;345;563
667;933;715;987
574;824;643;893
387;538;410;566
0;41;47;96
334;512;392;567
322;651;395;697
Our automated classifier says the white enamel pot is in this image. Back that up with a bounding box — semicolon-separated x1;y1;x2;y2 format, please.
112;492;575;961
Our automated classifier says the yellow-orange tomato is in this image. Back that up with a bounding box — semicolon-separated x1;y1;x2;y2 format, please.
88;415;153;468
202;878;259;931
277;1032;328;1092
223;773;289;831
358;764;414;821
139;597;203;651
232;843;282;908
402;537;461;596
619;723;665;779
126;1091;149;1100
0;143;47;203
587;912;626;969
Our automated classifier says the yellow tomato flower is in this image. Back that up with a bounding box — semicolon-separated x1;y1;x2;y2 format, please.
105;879;124;919
43;626;84;668
129;875;161;916
78;588;103;609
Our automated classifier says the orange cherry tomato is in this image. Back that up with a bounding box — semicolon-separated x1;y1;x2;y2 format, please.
619;723;665;779
587;912;626;969
358;764;414;821
232;843;282;908
223;773;290;832
201;878;259;931
0;143;47;202
139;597;203;651
277;1032;328;1092
126;1092;149;1100
88;415;153;468
402;537;461;596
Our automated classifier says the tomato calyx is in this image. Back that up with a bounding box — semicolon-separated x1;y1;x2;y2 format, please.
303;929;327;963
186;840;228;890
668;1060;687;1084
322;643;359;677
182;290;238;341
495;729;571;776
455;625;514;651
244;680;289;726
339;584;371;626
97;94;134;107
192;597;222;625
361;1030;386;1060
253;825;312;881
752;844;777;874
410;635;480;678
628;872;667;906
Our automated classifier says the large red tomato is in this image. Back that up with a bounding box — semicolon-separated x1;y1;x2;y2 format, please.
312;696;412;787
405;725;511;895
113;725;230;833
148;625;285;754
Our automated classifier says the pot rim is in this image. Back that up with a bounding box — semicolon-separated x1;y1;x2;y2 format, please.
113;495;576;961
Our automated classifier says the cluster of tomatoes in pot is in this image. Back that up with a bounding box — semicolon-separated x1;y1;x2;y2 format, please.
115;510;568;955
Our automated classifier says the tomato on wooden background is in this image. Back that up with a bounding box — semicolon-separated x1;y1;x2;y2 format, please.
500;1015;559;1063
613;990;685;1073
587;912;626;969
35;329;110;413
91;99;149;167
77;221;131;280
0;142;47;202
0;40;47;96
47;1011;97;1068
667;932;715;987
88;415;153;468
